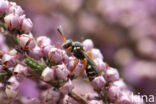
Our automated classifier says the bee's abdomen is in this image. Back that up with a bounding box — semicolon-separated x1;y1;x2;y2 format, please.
86;64;98;81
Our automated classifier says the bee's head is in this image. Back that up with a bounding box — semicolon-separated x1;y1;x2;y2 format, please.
62;39;73;49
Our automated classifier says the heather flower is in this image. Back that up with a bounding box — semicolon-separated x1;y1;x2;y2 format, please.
0;0;8;15
8;4;23;16
41;45;53;57
48;47;65;64
55;64;69;80
8;49;17;57
37;36;51;48
41;88;60;103
59;79;74;94
91;48;103;60
112;79;127;90
91;76;106;90
82;39;94;51
105;67;119;81
14;64;27;75
107;84;122;101
4;13;20;29
65;57;83;76
41;67;54;81
20;17;33;32
5;76;20;98
94;58;107;72
29;46;43;60
17;34;36;50
2;53;16;67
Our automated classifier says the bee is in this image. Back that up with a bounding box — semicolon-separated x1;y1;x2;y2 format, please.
57;26;100;81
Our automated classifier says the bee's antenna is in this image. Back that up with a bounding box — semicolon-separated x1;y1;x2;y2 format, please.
57;25;66;42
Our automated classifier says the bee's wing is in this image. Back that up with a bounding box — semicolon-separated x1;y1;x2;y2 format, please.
80;50;100;75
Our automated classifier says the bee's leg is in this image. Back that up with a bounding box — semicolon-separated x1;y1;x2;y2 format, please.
66;46;72;54
70;59;79;72
87;51;94;60
80;58;87;76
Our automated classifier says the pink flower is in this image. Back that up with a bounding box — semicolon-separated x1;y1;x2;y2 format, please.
20;17;33;32
91;76;106;90
48;48;65;64
105;67;119;81
82;39;94;51
0;0;9;15
17;34;36;50
41;67;55;81
2;53;16;67
65;57;83;76
91;48;103;60
9;3;24;16
29;46;43;60
37;36;51;48
41;88;60;103
107;85;122;101
14;64;28;75
5;76;20;97
55;64;69;80
94;58;107;72
112;79;127;90
59;79;74;94
4;13;20;29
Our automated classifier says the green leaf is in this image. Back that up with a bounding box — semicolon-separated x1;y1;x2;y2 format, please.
0;73;5;82
95;96;102;100
25;55;45;73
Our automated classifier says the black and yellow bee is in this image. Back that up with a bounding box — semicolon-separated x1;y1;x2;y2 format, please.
57;26;100;81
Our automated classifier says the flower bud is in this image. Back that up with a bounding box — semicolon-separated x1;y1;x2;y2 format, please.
42;45;54;57
0;0;8;15
5;76;20;98
105;67;119;81
4;13;20;29
48;48;65;64
41;88;60;103
17;34;36;50
107;85;122;101
8;49;17;56
91;76;106;90
55;64;69;80
59;80;74;94
65;57;83;76
29;46;43;60
37;36;51;48
14;64;27;75
2;53;16;67
112;79;127;90
91;48;103;60
41;67;54;81
20;17;33;32
94;58;107;72
82;39;94;51
9;5;23;16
